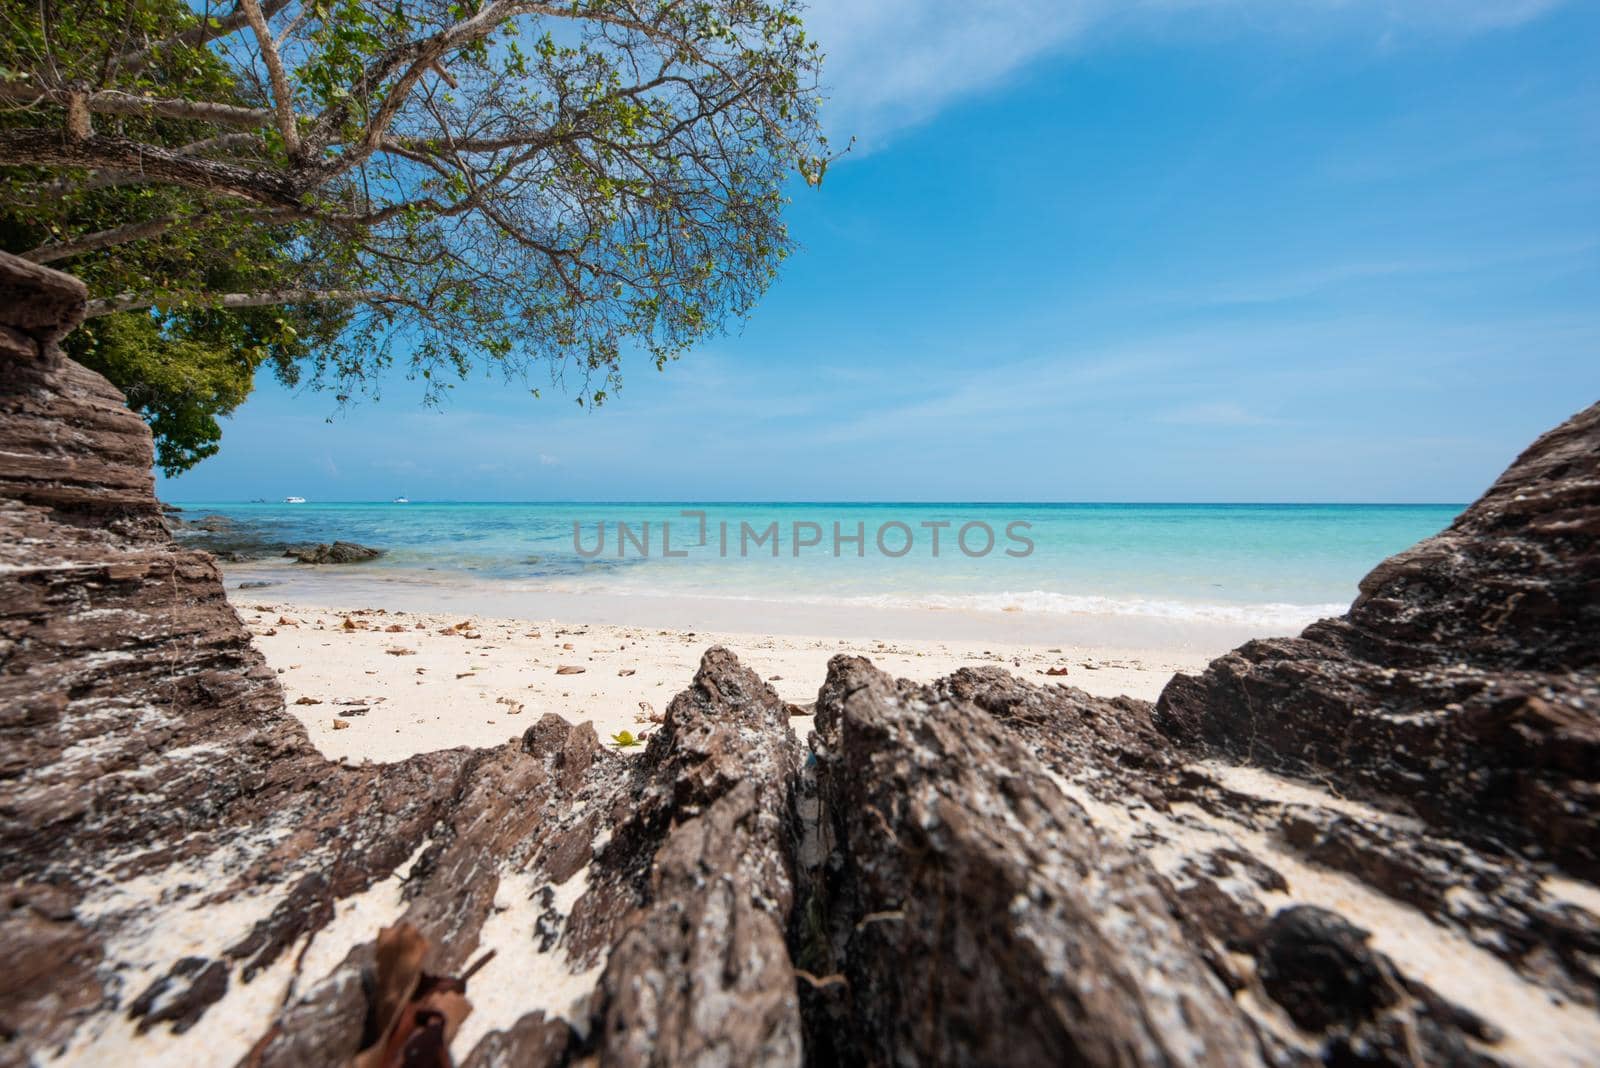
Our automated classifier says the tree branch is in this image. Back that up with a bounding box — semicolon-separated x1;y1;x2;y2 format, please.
520;2;810;159
314;0;537;172
0;84;277;128
16;134;265;203
24;207;301;263
25;169;147;200
175;131;267;156
0;129;300;207
239;0;302;159
114;0;293;77
85;287;418;318
25;215;182;263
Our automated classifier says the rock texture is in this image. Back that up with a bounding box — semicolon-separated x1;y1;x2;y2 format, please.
800;658;1263;1067
1158;404;1600;879
286;542;385;565
0;254;805;1068
2;250;1597;1067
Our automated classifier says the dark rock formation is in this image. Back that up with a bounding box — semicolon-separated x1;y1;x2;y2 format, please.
161;512;284;562
582;648;804;1067
287;541;386;564
2;250;1597;1067
801;656;1261;1067
0;254;802;1067
1157;404;1600;879
793;651;1600;1066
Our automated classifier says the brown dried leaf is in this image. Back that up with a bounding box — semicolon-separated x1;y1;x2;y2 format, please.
351;927;487;1068
352;924;428;1068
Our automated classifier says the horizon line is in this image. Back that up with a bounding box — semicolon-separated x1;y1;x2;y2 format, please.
162;498;1472;508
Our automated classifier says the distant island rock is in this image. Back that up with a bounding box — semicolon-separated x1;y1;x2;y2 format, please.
286;540;386;565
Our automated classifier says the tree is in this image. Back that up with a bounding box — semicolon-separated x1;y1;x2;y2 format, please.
0;0;830;449
1;0;352;472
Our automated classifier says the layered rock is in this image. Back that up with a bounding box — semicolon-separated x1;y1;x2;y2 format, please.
799;657;1262;1066
1157;404;1600;879
2;250;1597;1067
0;255;806;1068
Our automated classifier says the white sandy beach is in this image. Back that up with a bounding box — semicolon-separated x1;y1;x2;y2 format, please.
231;595;1215;763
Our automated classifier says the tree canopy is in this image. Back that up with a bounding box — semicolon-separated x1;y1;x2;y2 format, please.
0;0;829;468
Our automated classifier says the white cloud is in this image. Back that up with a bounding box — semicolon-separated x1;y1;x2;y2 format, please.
804;0;1100;149
803;0;1568;148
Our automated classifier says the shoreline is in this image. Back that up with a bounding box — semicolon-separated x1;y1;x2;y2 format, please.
231;593;1218;763
222;559;1318;652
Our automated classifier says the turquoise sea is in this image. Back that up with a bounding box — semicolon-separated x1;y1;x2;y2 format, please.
173;502;1463;630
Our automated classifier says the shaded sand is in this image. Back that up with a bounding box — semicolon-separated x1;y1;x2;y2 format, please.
231;596;1209;763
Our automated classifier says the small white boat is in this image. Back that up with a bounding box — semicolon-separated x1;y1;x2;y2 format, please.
392;496;410;504
283;496;307;504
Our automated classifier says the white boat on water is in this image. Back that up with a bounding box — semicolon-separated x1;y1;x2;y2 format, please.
392;496;410;504
283;496;307;504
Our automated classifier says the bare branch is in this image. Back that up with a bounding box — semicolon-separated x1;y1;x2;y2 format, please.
0;129;300;207
0;84;277;128
25;170;147;200
114;0;293;77
520;2;812;161
15;134;264;203
334;0;529;170
64;89;91;140
239;0;302;158
85;287;418;318
175;131;266;156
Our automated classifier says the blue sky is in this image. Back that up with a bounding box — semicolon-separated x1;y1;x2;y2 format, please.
161;0;1600;503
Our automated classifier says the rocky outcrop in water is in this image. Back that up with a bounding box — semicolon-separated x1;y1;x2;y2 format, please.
2;250;1597;1066
286;541;386;565
160;515;385;566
